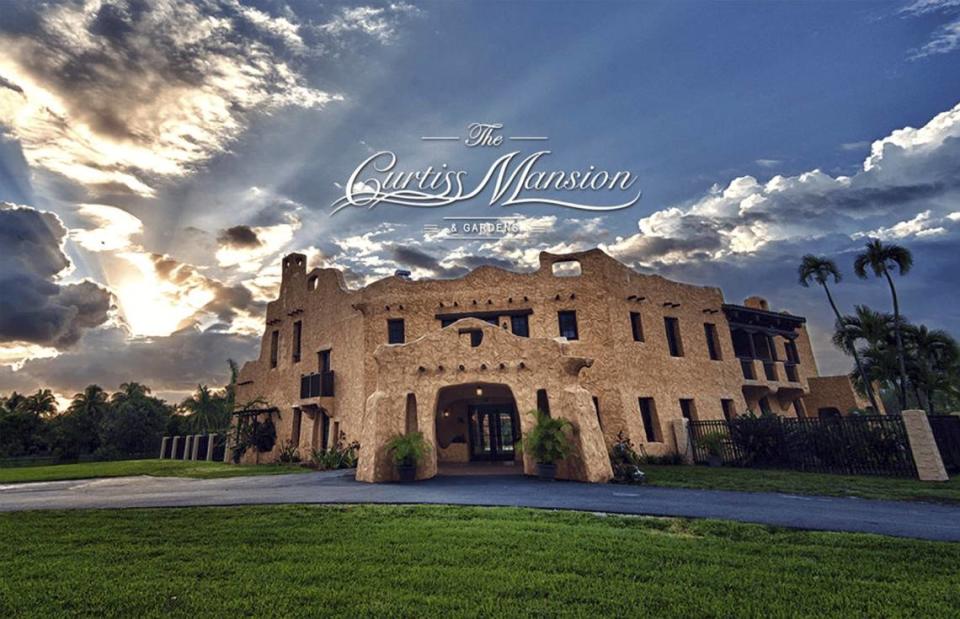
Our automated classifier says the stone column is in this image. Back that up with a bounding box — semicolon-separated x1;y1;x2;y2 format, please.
182;435;193;461
159;436;169;460
671;418;694;465
902;409;948;482
190;434;201;461
206;433;217;461
171;436;181;460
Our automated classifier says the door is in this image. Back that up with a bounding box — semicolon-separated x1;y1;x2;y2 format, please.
468;405;518;461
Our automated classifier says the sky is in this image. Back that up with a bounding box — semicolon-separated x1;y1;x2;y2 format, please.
1;0;959;406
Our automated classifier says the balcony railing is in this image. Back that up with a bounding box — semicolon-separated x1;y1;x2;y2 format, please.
740;358;756;380
784;363;799;382
763;361;778;381
300;371;335;398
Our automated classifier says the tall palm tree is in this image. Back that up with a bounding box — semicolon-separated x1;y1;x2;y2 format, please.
68;385;110;421
111;382;151;406
853;239;913;410
180;384;230;433
25;389;58;418
904;324;958;414
799;255;880;412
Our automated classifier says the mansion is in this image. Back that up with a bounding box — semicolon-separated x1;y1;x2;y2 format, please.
233;249;871;482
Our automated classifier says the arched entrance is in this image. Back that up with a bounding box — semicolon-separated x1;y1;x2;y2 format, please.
434;383;521;475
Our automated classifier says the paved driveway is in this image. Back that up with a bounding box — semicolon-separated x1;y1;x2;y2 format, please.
3;471;960;541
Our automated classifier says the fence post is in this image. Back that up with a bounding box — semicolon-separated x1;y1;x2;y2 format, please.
223;433;232;463
190;434;201;461
159;436;169;460
182;435;193;461
902;409;948;481
171;436;181;460
672;419;694;465
206;433;217;461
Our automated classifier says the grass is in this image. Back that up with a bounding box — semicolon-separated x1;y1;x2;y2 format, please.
641;464;960;504
0;504;957;617
0;459;310;484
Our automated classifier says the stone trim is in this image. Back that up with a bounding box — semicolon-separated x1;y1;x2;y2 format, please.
902;409;948;482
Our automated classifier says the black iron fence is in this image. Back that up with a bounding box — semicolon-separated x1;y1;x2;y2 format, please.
689;415;917;478
928;415;960;474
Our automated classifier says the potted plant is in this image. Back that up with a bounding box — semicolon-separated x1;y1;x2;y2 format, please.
386;431;429;481
521;409;572;480
698;431;725;467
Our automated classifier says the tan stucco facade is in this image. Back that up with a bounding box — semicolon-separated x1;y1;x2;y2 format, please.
234;248;866;482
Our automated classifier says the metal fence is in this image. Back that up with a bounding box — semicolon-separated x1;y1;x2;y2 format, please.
689;415;917;478
928;415;960;474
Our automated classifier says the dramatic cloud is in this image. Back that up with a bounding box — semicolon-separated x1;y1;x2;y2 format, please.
218;225;262;248
0;203;113;349
318;3;420;44
0;0;341;196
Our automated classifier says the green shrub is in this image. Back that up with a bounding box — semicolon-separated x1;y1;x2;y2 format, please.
386;432;429;467
310;432;360;470
521;409;572;465
697;432;725;458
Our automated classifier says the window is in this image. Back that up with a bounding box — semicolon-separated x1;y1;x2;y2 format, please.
387;318;405;344
785;340;801;364
759;397;772;415
269;330;279;368
664;317;683;357
793;399;807;418
405;394;418;434
461;329;483;347
558;311;579;340
638;398;661;442
292;321;302;363
313;410;330;450
704;323;721;360
551;260;581;277
721;399;736;421
679;398;697;421
510;314;529;337
318;349;331;373
630;312;644;342
291;408;302;446
592;396;603;432
536;389;551;416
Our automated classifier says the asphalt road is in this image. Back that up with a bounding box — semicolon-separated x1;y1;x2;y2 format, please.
2;471;960;541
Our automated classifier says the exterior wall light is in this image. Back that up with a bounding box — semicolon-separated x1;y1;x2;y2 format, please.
476;387;483;397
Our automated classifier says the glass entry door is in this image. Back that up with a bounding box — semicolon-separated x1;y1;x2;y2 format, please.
468;405;518;461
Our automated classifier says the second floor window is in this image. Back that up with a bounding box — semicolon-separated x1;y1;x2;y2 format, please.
510;314;529;337
387;318;405;344
292;321;302;363
664;317;683;357
318;349;331;373
704;323;721;360
630;311;644;342
269;330;279;369
558;311;579;340
785;340;801;364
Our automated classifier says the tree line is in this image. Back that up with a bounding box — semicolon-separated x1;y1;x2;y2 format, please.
800;239;959;415
0;362;239;461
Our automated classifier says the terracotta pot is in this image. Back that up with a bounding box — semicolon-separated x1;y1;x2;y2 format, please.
396;463;417;482
536;463;557;480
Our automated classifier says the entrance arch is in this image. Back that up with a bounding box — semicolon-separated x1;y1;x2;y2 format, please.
435;383;521;473
356;318;612;483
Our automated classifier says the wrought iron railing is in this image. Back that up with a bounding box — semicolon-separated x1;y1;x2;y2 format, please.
928;415;960;474
688;415;916;477
301;370;335;398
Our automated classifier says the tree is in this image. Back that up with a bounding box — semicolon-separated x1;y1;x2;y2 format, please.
49;385;111;458
799;255;880;412
180;384;230;433
0;391;51;457
854;239;913;410
99;384;171;458
904;324;959;414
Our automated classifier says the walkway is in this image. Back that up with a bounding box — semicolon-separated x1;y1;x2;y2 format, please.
3;471;959;541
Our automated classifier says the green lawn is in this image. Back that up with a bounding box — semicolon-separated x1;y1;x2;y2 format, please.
641;464;960;504
0;459;309;484
0;505;957;617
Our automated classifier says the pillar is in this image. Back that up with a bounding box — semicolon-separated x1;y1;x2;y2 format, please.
171;436;181;460
207;433;217;461
190;434;201;461
182;435;193;461
671;418;694;465
159;436;169;460
902;409;948;482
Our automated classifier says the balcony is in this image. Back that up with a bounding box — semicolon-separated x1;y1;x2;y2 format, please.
300;371;335;398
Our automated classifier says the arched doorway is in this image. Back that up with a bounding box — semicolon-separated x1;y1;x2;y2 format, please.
434;383;522;475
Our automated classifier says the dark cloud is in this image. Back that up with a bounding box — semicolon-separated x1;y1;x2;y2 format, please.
1;325;258;398
0;203;112;348
389;245;520;279
218;225;262;248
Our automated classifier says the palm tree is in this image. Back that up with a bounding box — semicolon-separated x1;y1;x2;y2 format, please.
904;324;958;414
853;240;913;410
110;382;151;406
68;385;110;421
799;255;880;412
180;384;230;433
25;389;58;418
